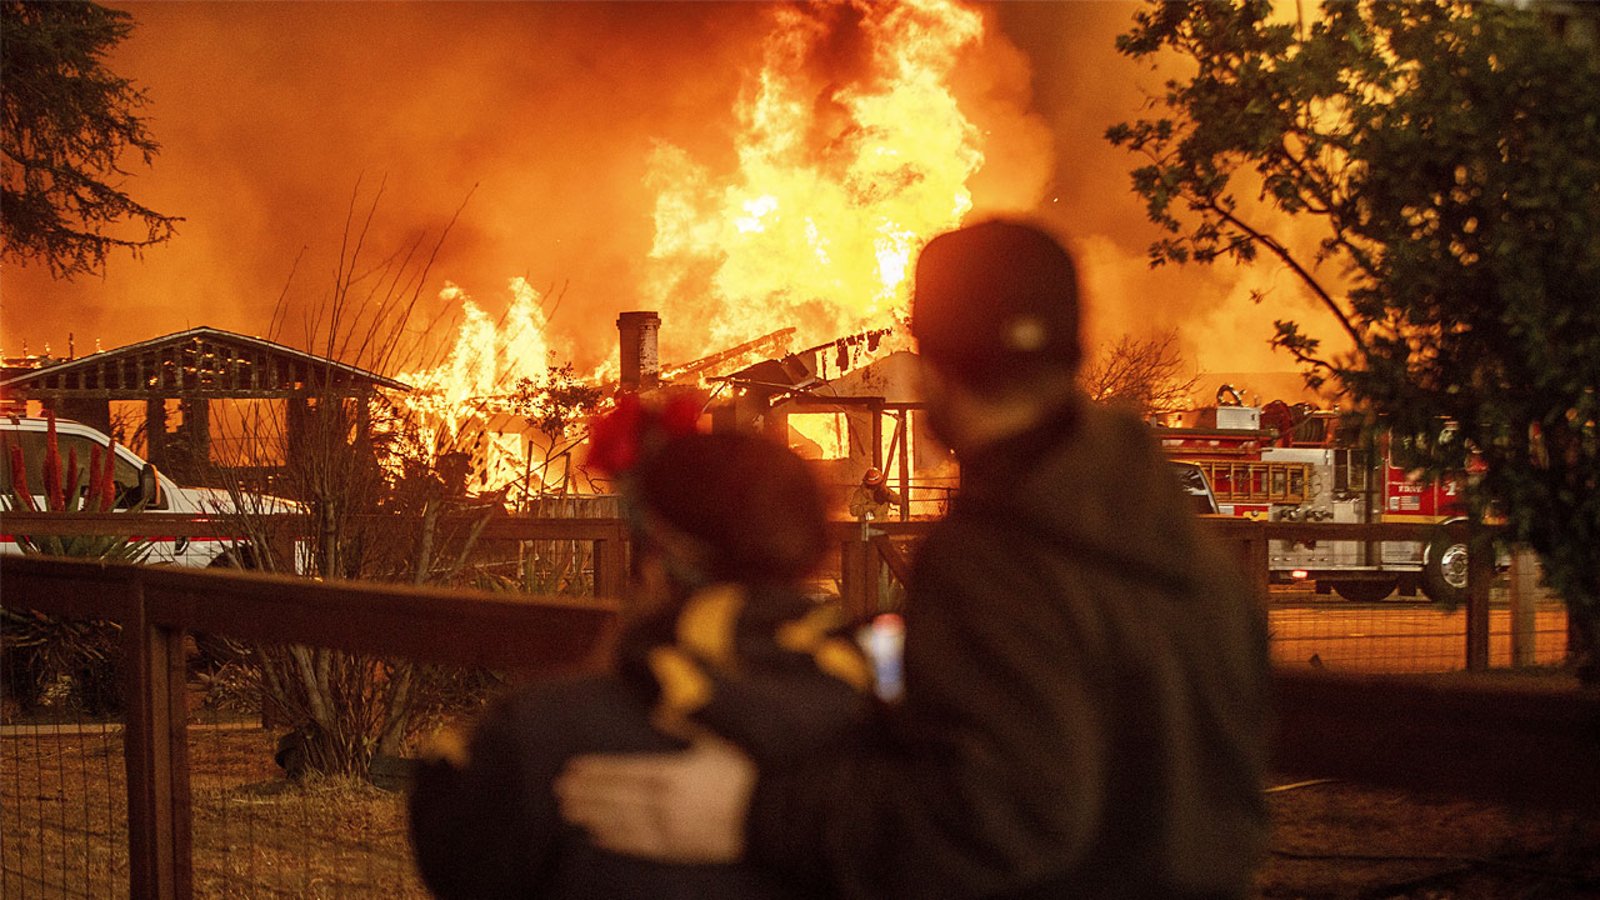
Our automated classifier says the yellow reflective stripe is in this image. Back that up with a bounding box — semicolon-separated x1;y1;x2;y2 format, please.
675;584;745;671
777;605;871;692
648;646;713;723
774;604;846;654
814;638;873;692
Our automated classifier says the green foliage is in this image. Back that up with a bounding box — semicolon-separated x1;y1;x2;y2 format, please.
509;363;605;443
1;0;180;277
1109;0;1600;674
2;415;141;713
506;362;605;505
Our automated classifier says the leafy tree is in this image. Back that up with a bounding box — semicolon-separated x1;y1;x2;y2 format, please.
507;362;606;506
1081;329;1199;419
1108;0;1600;678
1;0;180;277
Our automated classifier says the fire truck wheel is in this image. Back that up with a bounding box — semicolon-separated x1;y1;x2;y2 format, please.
1332;580;1398;603
1423;536;1469;605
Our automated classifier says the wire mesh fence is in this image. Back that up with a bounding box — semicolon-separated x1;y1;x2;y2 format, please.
1264;577;1569;674
1;553;615;898
0;516;1590;898
182;649;457;899
2;612;131;897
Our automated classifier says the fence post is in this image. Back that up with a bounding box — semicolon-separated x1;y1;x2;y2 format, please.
123;574;193;899
1508;548;1538;668
1465;529;1493;671
592;524;629;605
1246;521;1270;603
839;536;868;623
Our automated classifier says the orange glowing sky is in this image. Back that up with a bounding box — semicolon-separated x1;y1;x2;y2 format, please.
0;1;1343;394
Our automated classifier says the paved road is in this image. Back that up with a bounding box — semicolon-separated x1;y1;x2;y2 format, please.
1266;593;1569;674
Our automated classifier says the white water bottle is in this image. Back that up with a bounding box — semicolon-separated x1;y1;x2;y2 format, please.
860;613;905;702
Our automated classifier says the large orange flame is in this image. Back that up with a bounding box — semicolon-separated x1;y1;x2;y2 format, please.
645;0;986;358
395;0;991;492
399;278;556;432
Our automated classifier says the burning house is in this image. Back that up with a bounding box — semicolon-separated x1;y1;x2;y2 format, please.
605;310;948;520
169;0;1018;512
0;326;408;488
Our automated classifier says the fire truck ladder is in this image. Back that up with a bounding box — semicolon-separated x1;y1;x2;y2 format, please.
1191;460;1311;506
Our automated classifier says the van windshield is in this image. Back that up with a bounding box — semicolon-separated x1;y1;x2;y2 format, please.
1;430;149;509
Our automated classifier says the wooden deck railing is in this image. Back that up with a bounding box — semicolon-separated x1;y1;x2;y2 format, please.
1;555;618;899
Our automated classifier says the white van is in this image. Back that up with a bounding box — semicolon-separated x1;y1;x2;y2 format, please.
1;415;285;567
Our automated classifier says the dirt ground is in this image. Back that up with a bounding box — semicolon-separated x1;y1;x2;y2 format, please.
3;724;1596;898
1257;776;1600;899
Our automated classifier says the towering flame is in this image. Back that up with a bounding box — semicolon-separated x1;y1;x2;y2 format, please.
645;0;987;357
390;0;996;493
398;277;558;446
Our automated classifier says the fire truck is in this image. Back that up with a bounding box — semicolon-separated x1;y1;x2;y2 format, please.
1157;389;1470;603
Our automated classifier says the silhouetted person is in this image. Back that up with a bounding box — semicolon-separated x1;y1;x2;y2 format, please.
558;220;1271;899
409;409;871;900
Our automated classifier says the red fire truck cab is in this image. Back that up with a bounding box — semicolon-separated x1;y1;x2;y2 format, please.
1157;394;1470;603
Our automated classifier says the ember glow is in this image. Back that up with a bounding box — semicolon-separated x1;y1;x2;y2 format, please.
1;2;1323;397
1;1;1328;500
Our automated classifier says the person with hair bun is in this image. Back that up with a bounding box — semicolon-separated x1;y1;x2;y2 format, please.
408;395;871;900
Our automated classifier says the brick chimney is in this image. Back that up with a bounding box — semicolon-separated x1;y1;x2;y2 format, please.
616;311;661;391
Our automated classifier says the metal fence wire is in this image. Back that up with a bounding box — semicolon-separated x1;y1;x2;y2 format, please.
182;640;481;898
0;519;1591;898
2;610;131;898
1;551;616;899
1264;580;1569;674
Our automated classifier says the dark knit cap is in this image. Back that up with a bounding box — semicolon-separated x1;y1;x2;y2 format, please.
911;220;1083;386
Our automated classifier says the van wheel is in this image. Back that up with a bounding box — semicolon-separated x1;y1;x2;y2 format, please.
1333;580;1397;603
1423;535;1469;605
209;544;261;569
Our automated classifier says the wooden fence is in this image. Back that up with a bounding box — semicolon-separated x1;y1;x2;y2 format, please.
2;514;1598;898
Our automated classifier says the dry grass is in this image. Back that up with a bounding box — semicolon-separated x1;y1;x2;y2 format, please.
2;725;428;898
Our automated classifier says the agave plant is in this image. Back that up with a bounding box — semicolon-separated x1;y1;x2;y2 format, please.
1;414;150;714
5;413;152;562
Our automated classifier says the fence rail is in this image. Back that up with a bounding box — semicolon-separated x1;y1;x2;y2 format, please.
3;515;1596;898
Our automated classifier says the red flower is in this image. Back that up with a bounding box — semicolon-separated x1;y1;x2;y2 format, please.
44;413;64;512
88;446;105;513
585;393;705;479
101;440;118;511
9;443;38;512
64;445;81;512
586;394;645;477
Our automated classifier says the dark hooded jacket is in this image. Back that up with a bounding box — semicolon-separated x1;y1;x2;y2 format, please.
408;583;870;900
746;399;1271;899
